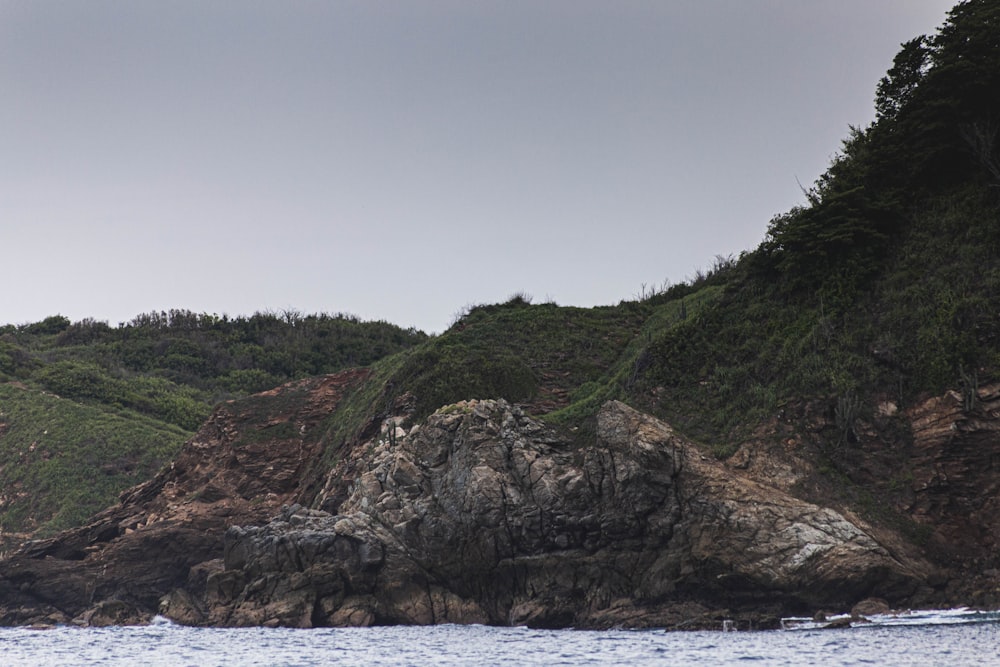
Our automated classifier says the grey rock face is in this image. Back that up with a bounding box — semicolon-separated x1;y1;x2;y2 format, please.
210;400;925;629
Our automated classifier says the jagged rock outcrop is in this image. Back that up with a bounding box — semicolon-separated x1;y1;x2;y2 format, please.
200;400;927;629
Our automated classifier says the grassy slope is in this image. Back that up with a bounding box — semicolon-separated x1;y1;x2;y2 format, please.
0;312;427;545
305;287;727;486
0;383;189;551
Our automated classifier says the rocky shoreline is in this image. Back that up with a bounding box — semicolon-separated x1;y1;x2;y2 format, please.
7;369;990;630
183;400;921;630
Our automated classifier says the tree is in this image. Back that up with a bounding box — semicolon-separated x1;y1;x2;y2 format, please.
875;36;930;122
22;315;71;336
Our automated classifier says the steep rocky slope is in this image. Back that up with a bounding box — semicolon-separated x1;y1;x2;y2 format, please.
904;383;1000;600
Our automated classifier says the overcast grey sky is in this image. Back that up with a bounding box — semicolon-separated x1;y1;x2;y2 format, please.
2;1;956;333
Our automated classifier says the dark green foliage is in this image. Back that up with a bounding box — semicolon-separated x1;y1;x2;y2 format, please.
755;1;1000;299
873;187;1000;391
647;185;1000;444
643;6;1000;447
396;345;537;419
929;0;1000;121
0;339;35;378
2;309;427;430
220;368;283;395
758;187;900;297
36;361;125;405
0;309;427;540
397;299;650;421
886;0;1000;189
22;315;71;336
547;286;725;432
875;36;931;122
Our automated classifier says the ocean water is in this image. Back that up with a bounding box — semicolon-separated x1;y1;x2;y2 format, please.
1;611;998;667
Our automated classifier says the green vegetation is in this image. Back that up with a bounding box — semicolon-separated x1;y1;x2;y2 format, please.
310;294;658;465
0;309;426;543
0;309;426;430
396;295;647;419
0;383;188;547
641;0;1000;446
304;282;729;471
298;1;1000;477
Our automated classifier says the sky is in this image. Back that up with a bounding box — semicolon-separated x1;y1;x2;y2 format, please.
1;1;958;334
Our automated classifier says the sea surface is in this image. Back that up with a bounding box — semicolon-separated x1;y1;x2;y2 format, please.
1;610;998;666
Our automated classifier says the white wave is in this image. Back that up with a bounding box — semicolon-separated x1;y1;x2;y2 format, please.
148;615;176;627
781;607;1000;631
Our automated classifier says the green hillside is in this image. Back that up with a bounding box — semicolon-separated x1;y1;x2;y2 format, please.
3;0;997;560
0;383;188;551
299;1;1000;541
643;0;1000;446
0;310;426;546
1;310;426;430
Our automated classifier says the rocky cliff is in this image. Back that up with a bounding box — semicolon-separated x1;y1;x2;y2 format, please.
201;399;927;629
903;383;1000;604
6;370;980;630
